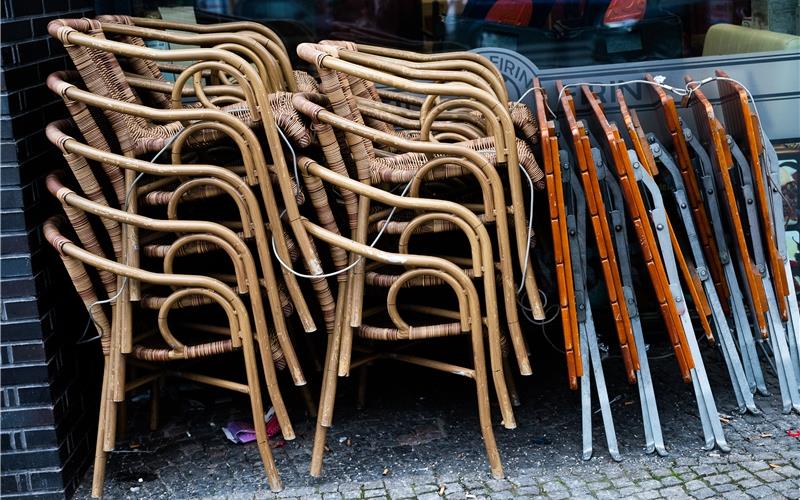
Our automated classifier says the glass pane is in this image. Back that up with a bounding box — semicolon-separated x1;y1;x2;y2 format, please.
112;1;800;69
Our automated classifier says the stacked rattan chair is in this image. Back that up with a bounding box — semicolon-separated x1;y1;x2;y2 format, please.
44;13;539;495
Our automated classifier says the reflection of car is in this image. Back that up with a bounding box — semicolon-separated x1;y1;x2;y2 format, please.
447;1;683;69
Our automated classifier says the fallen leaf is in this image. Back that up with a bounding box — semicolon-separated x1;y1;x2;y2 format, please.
346;438;352;447
382;468;389;476
760;433;773;438
438;485;446;496
769;463;781;469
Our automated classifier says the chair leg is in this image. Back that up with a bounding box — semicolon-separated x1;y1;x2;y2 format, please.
254;325;295;441
116;399;127;443
502;355;521;407
470;317;504;479
91;360;111;498
240;330;283;492
149;379;160;432
337;264;357;377
356;363;368;410
486;327;516;429
311;285;347;476
300;385;318;419
102;353;118;452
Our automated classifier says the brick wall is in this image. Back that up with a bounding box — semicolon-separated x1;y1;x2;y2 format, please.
1;1;99;498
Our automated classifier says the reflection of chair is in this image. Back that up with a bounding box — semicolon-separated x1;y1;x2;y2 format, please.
703;24;800;56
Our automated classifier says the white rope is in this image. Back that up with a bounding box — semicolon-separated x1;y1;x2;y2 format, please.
272;179;414;279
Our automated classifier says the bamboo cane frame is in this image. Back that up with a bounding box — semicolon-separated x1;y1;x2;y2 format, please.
45;169;295;440
44;217;283;494
46;24;320;334
292;90;533;376
296;43;545;324
298;155;516;428
301;220;504;480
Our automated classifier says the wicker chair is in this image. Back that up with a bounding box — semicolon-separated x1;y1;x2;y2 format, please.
284;203;508;480
45;115;303;432
294;43;542;378
44;203;285;495
47;18;321;340
318;40;541;150
45;74;311;386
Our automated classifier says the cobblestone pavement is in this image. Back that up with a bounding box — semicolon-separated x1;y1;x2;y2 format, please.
76;340;800;499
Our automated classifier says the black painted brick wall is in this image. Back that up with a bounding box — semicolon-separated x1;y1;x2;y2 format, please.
1;0;99;498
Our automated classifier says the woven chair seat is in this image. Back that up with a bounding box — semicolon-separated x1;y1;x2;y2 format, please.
370;136;545;188
358;321;463;341
132;339;235;361
365;269;478;287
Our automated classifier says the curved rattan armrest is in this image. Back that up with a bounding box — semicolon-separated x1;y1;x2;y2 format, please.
44;216;249;337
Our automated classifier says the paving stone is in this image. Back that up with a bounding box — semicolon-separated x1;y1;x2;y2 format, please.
385;486;414;499
509;475;538;488
704;473;731;485
362;481;385;490
485;478;512;491
415;493;441;500
594;490;619;499
737;478;762;489
586;480;611;491
777;465;800;478
692;465;717;477
658;485;687;497
611;477;636;488
541;481;567;493
322;493;344;500
745;485;775;498
754;469;783;482
637;490;662;499
514;486;540;496
320;483;341;493
684;479;706;491
727;469;753;482
742;461;771;472
659;475;682;487
414;483;440;494
650;467;674;479
690;487;717;499
616;486;644;498
720;492;749;500
711;483;738;493
340;483;363;493
363;489;386;499
638;479;663;490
